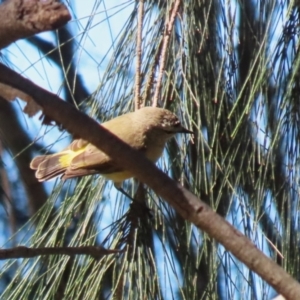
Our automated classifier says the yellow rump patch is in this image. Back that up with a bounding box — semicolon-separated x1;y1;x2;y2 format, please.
58;148;86;168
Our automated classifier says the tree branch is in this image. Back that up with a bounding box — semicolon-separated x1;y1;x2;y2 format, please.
153;0;181;106
134;0;144;110
0;0;70;49
0;245;122;260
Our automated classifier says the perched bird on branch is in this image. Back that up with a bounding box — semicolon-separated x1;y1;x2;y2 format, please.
30;106;192;188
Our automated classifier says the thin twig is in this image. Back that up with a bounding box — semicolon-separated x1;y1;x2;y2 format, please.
0;245;123;260
134;0;144;110
144;39;163;106
152;0;182;107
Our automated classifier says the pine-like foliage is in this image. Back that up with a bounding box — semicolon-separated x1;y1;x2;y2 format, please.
0;1;299;299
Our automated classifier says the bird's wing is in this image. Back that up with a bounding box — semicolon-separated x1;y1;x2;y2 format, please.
69;143;122;174
64;114;147;175
62;138;115;171
69;138;147;174
65;138;90;152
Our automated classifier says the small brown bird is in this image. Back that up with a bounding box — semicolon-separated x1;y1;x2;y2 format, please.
30;107;192;188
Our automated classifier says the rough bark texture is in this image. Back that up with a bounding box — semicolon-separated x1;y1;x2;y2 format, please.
0;0;70;49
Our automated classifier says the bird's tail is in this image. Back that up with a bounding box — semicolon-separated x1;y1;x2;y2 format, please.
30;151;72;182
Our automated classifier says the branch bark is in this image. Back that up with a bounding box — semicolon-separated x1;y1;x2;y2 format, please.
0;245;121;260
0;0;70;49
0;63;299;300
152;0;181;106
134;0;144;110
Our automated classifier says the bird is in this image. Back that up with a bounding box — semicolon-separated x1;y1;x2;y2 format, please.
30;106;192;188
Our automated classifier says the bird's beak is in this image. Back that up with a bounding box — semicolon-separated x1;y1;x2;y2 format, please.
180;126;193;134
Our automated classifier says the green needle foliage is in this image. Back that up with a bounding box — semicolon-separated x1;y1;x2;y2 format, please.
1;0;300;299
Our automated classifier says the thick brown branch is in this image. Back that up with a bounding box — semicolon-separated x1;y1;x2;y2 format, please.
0;245;122;260
0;63;299;299
0;0;70;49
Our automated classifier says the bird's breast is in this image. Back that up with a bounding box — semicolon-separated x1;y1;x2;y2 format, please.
144;143;165;162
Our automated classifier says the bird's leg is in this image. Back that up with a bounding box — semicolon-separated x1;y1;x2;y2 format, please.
116;187;136;202
114;181;138;202
115;185;153;218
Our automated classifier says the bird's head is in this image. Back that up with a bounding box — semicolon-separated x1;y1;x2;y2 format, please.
159;109;193;135
135;107;193;140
